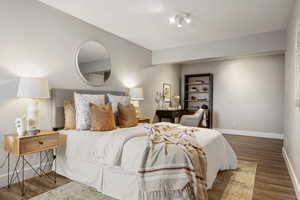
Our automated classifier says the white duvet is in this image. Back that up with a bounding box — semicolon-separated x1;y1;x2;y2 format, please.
58;122;237;189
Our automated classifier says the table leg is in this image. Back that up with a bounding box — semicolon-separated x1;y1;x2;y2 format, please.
171;118;175;123
54;149;57;184
7;153;10;189
21;156;24;196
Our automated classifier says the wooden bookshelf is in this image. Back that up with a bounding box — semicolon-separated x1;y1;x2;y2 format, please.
186;83;209;86
186;91;209;94
183;73;213;128
184;100;208;102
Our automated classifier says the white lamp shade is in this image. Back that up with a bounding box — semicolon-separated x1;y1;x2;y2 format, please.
17;77;50;99
129;88;144;100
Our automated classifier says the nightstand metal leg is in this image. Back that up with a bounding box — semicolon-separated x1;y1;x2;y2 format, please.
54;149;57;184
22;155;24;196
7;153;10;189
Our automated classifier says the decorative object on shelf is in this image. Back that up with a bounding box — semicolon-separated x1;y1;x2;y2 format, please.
201;104;209;110
191;96;196;100
195;80;205;84
129;88;144;117
17;77;50;135
163;83;171;103
197;98;208;102
202;87;208;92
190;87;199;92
15;116;26;137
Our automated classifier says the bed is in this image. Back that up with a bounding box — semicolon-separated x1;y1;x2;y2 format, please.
51;88;237;200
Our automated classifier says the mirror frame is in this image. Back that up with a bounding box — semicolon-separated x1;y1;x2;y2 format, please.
75;40;112;87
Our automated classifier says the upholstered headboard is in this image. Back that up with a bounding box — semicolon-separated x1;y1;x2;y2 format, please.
51;88;126;130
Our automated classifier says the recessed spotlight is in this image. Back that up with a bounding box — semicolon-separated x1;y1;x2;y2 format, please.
184;14;191;24
177;22;183;28
169;17;175;24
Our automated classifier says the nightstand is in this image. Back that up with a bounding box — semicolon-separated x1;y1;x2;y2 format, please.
3;131;66;196
138;118;151;123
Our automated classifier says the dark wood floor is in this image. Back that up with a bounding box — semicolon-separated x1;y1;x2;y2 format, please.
224;134;297;200
0;134;296;200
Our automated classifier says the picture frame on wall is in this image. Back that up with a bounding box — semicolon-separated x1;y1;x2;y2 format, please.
163;83;171;102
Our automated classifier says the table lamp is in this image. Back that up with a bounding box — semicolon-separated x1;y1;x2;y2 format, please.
129;88;144;118
17;77;50;135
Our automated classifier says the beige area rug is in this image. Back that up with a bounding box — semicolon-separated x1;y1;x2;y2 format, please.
30;160;256;200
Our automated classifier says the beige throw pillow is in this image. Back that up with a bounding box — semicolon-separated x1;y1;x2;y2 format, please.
90;103;116;131
64;101;76;130
118;103;138;128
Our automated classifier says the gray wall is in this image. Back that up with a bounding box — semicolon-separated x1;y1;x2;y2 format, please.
284;0;300;196
139;64;181;120
0;0;181;185
181;54;285;134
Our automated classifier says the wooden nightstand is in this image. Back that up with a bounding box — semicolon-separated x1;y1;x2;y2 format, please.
3;131;66;196
138;118;151;123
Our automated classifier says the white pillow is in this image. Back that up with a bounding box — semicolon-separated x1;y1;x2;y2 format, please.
107;94;130;113
74;92;105;130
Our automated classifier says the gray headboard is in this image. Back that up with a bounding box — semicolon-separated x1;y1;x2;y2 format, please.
51;88;126;130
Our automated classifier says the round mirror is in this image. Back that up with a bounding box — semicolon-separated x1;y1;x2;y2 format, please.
76;41;111;86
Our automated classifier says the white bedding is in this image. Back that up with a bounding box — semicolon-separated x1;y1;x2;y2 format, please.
56;122;237;199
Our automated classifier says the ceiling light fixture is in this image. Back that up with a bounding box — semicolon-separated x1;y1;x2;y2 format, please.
184;13;191;24
169;17;176;24
169;13;192;28
176;16;183;28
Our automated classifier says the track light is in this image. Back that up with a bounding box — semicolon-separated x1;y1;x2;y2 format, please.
184;13;191;24
169;13;192;28
169;17;175;24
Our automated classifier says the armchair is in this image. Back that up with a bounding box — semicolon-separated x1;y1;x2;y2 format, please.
180;109;206;127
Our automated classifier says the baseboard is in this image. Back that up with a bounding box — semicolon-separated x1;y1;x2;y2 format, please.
282;147;300;199
0;164;50;188
217;128;283;139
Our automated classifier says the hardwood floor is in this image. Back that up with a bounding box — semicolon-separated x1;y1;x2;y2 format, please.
224;134;297;200
0;134;297;200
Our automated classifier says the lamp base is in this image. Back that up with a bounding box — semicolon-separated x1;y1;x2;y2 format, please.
27;99;39;131
131;100;141;118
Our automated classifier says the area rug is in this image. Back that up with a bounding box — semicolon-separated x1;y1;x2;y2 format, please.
30;160;257;200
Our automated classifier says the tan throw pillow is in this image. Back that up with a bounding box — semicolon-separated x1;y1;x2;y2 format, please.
90;103;116;131
64;101;76;130
118;103;138;128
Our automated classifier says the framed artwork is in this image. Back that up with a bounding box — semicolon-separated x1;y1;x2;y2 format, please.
163;83;171;102
295;19;300;107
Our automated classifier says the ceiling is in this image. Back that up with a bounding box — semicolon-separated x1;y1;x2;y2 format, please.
39;0;294;50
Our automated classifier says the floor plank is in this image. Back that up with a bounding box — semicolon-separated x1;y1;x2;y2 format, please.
0;134;297;200
224;134;297;200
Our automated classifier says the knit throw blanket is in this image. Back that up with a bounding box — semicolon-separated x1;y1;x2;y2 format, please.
138;124;208;200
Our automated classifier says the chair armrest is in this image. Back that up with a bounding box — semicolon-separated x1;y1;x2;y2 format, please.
180;115;201;127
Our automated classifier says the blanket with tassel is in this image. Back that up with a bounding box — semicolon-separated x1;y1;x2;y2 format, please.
138;124;208;200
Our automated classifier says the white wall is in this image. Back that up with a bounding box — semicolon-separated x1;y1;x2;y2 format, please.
181;54;285;134
0;0;181;185
153;30;286;65
284;0;300;197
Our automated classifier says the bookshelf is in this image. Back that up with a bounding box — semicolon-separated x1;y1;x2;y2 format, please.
184;73;213;128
